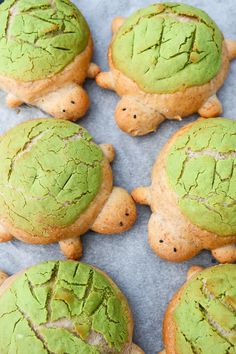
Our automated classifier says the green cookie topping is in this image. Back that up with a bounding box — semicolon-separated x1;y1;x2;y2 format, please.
167;118;236;236
174;265;236;354
112;2;223;93
0;119;103;237
0;261;130;353
0;0;89;81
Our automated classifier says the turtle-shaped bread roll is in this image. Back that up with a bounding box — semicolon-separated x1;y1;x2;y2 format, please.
159;264;236;354
0;119;136;259
0;0;100;121
132;118;236;263
96;3;236;136
0;260;144;354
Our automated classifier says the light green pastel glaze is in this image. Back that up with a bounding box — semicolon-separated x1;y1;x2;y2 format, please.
0;119;104;236
167;118;236;236
0;0;89;81
0;261;130;353
112;2;223;93
174;265;236;354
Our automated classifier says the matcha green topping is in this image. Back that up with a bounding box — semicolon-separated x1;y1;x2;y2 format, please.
0;119;103;237
167;118;236;236
112;2;223;93
0;0;89;81
0;261;130;353
174;265;236;354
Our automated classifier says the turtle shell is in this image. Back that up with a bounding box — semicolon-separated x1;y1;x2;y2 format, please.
0;119;104;237
174;264;236;353
0;0;89;81
112;2;223;94
166;118;236;236
0;260;131;353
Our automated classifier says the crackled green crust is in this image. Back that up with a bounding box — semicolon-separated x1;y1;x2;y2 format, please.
0;0;90;81
0;119;103;237
112;2;223;93
166;118;236;236
0;261;130;353
174;265;236;354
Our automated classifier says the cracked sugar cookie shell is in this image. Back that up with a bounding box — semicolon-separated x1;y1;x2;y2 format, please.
0;0;99;120
162;265;236;354
166;118;236;236
112;3;222;94
0;0;89;81
0;119;104;241
97;2;236;136
0;260;134;353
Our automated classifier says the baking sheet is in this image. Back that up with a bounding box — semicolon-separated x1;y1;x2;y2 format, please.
0;1;236;353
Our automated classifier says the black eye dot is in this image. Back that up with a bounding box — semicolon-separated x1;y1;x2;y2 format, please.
119;221;124;226
62;109;66;113
71;101;75;104
159;240;164;243
133;114;137;119
122;108;127;111
125;212;129;216
173;248;177;253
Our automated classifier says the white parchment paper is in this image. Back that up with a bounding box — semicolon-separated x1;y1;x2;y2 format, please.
0;1;236;353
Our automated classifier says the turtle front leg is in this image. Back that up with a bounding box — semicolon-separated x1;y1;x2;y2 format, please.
0;225;13;243
112;17;125;34
34;83;90;121
91;187;136;234
132;186;151;206
96;71;115;90
198;94;222;118
0;271;8;287
115;96;165;136
131;343;145;354
87;63;100;79
212;244;236;263
99;144;115;162
148;213;202;262
225;39;236;60
59;237;83;260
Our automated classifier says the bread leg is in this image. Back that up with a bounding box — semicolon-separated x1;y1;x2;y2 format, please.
59;237;83;260
198;94;222;118
212;244;236;263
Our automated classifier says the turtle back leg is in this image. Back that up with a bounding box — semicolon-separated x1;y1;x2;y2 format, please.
91;187;136;234
198;94;222;118
59;237;83;260
211;244;236;263
33;83;90;121
115;96;165;136
6;93;23;108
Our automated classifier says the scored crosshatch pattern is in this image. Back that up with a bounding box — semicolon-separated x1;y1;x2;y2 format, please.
0;0;90;81
0;1;235;353
112;3;223;93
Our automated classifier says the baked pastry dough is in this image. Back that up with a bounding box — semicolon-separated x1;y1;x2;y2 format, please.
133;118;236;263
97;3;236;136
160;265;236;354
0;0;100;120
0;260;144;353
0;119;136;259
